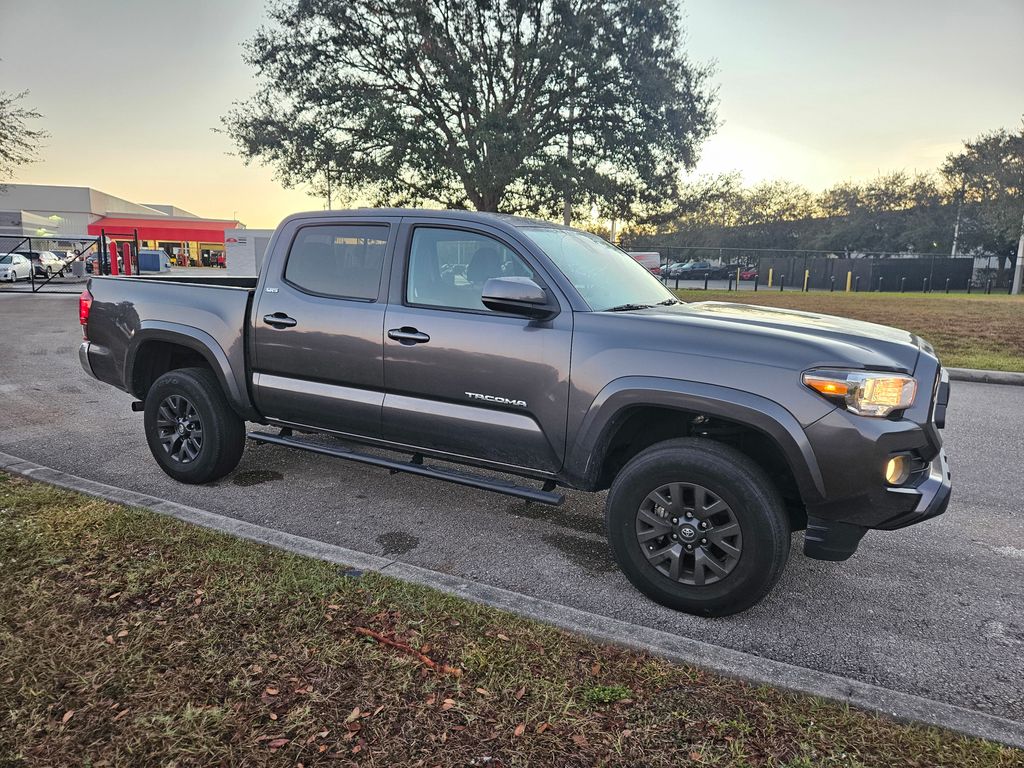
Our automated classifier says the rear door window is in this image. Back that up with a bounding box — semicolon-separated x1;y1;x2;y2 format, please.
285;224;389;301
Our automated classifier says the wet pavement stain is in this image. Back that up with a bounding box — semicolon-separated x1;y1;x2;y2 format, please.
505;501;605;537
543;532;617;573
232;469;284;487
377;531;419;555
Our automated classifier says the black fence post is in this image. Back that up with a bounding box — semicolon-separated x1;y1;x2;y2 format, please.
675;277;679;290
753;275;758;292
703;272;709;290
854;275;861;293
878;276;884;292
900;276;906;293
830;275;835;292
986;278;992;294
922;277;928;293
727;274;734;291
945;277;950;294
779;274;785;292
967;279;972;294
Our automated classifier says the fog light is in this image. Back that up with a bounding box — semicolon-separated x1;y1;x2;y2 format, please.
885;455;911;486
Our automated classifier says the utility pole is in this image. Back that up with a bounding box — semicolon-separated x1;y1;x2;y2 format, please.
1012;204;1024;295
950;183;964;257
326;157;332;210
562;101;574;227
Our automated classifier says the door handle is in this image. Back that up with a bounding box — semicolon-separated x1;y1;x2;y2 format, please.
263;312;297;328
388;327;430;345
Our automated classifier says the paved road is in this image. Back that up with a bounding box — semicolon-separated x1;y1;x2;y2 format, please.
2;294;1022;722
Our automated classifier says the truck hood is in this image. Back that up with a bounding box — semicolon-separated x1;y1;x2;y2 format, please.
621;301;923;373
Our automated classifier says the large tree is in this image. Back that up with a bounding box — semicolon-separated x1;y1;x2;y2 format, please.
942;124;1024;279
0;88;48;181
224;0;716;222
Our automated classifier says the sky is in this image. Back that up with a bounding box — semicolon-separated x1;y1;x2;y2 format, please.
1;0;1021;229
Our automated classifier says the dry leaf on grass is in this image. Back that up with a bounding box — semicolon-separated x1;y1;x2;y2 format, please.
513;723;526;738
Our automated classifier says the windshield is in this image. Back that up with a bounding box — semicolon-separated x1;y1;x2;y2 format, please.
0;254;11;264
520;228;676;311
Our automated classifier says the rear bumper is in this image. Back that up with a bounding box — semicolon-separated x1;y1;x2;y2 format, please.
79;341;97;380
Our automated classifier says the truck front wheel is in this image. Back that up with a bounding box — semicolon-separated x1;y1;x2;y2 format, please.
606;438;790;617
143;367;245;484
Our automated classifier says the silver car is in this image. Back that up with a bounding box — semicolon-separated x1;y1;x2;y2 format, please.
0;253;31;282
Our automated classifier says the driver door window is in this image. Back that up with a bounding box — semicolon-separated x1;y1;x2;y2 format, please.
406;227;535;312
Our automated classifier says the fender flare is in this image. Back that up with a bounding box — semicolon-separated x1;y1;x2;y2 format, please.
567;376;826;502
125;321;256;420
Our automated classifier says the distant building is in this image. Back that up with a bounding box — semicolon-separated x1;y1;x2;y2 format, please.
0;183;242;268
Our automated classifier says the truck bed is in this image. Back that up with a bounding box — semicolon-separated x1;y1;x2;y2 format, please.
82;275;257;417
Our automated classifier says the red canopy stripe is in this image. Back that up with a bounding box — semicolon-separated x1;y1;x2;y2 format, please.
87;217;240;243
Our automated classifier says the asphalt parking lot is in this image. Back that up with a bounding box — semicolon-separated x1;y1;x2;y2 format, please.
1;293;1022;724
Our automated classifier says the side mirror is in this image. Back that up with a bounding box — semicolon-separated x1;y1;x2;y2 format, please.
481;277;556;319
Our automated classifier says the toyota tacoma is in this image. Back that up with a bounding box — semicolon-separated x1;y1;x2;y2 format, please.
78;210;951;616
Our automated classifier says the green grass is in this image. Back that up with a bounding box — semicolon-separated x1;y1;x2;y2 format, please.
1;472;1021;767
673;289;1024;372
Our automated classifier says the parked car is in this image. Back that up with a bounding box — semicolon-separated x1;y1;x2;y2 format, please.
17;250;70;278
0;252;32;282
740;267;758;281
79;209;951;617
85;252;123;274
662;262;689;278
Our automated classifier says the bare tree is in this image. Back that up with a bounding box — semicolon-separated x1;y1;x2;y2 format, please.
0;88;48;181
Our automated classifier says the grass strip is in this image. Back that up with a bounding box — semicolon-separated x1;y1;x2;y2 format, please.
1;473;1020;767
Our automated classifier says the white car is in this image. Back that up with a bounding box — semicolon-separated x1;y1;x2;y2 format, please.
0;253;31;282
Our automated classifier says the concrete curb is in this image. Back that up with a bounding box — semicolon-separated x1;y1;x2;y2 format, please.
1;451;1022;750
947;367;1024;386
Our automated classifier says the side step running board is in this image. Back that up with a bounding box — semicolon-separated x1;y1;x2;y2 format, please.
247;431;564;506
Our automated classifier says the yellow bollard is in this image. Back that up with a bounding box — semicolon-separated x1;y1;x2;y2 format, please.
846;271;852;292
768;268;773;288
803;269;810;292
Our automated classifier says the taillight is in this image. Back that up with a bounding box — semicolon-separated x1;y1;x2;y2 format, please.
79;288;92;339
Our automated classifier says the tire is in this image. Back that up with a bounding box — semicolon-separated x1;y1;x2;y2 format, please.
143;367;245;484
606;438;790;617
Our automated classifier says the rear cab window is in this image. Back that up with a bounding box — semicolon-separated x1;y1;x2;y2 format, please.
284;224;389;301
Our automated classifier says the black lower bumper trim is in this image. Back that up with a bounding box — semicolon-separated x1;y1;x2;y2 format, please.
804;517;868;561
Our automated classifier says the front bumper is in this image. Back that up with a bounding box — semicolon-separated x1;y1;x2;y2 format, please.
873;448;951;530
804;448;951;560
801;362;951;561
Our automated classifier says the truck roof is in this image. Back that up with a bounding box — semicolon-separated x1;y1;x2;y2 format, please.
283;208;572;232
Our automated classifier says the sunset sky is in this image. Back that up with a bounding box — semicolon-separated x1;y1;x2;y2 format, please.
2;0;1021;228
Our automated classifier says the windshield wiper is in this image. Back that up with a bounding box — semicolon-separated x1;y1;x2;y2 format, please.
604;303;654;312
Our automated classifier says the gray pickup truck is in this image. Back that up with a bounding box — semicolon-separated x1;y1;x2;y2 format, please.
78;209;951;616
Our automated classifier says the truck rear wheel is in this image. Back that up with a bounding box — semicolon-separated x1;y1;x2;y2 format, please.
143;367;245;484
606;438;790;617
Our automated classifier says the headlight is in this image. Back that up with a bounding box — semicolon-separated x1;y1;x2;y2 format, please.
802;369;917;417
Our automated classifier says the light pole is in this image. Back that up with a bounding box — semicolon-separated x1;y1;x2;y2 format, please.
1012;205;1024;295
